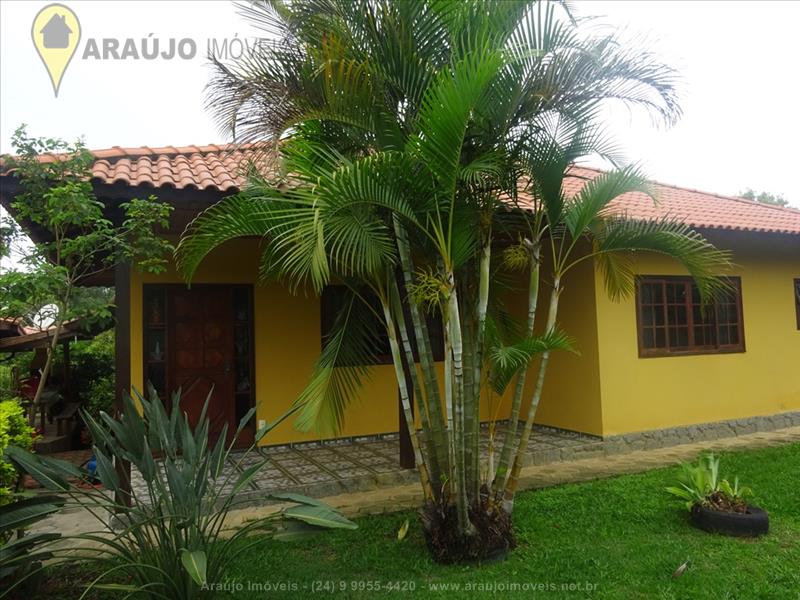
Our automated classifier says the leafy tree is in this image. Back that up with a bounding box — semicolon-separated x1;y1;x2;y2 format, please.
177;0;729;561
740;188;789;207
0;126;173;424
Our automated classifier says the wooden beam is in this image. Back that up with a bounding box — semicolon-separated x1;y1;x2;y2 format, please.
114;262;132;508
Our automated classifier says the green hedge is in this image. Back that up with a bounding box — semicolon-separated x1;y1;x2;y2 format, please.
0;399;36;503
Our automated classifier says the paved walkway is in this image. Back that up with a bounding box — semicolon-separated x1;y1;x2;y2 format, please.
33;424;800;539
125;423;603;504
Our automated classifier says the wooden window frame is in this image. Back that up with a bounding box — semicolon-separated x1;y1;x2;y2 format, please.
635;275;745;357
794;278;800;330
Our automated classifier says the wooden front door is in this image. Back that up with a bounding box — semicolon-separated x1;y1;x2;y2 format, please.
143;284;255;447
168;287;235;444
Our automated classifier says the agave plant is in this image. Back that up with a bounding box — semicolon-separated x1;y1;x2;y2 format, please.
5;386;356;599
176;0;730;561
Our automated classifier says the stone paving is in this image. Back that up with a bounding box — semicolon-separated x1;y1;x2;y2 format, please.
31;423;800;540
227;424;800;527
124;423;603;505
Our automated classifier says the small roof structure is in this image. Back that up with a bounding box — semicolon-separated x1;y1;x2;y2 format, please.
0;317;107;352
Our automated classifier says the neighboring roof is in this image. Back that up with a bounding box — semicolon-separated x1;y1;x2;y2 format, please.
0;317;107;351
3;144;799;235
553;166;800;236
0;318;25;339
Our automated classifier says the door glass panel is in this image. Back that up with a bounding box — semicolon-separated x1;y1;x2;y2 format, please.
233;287;254;426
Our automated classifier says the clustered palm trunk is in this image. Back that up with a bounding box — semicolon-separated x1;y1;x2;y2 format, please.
176;0;731;561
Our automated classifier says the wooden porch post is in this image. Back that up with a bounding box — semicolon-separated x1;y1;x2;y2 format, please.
114;262;132;507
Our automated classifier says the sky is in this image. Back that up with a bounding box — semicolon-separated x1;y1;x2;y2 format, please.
1;0;799;209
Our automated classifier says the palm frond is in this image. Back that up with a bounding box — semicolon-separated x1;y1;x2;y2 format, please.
592;216;733;301
563;165;653;238
488;329;577;396
174;192;274;282
292;289;379;434
413;48;504;205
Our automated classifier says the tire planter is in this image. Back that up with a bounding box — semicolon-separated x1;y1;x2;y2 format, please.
690;504;769;537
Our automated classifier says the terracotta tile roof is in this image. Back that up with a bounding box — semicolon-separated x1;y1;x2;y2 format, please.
521;166;800;235
22;143;276;193
4;144;799;235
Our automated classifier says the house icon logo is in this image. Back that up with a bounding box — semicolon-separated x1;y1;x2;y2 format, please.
41;13;72;49
31;3;81;97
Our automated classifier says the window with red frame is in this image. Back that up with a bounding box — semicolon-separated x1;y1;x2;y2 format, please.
636;276;744;356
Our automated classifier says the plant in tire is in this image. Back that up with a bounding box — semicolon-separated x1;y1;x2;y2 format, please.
4;386;356;599
666;453;753;513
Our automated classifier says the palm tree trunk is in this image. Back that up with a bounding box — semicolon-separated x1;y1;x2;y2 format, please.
467;236;491;502
446;276;475;535
393;218;450;477
444;313;455;491
461;302;476;504
492;243;540;494
380;295;435;503
502;275;561;509
389;277;442;496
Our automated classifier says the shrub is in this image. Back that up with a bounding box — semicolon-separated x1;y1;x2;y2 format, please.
0;399;36;504
56;330;115;421
0;364;14;402
83;375;114;424
0;353;34;402
6;386;356;599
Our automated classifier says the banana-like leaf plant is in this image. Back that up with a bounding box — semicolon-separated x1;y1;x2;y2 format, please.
0;493;65;593
5;387;355;599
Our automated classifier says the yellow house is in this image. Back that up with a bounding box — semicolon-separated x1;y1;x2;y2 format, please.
3;145;799;456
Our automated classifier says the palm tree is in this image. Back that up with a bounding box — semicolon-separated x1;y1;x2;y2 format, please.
176;0;728;561
491;118;731;507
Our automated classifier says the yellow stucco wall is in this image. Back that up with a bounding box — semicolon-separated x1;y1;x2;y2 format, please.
130;239;559;445
594;231;800;436
526;255;604;435
130;230;797;443
131;239;399;445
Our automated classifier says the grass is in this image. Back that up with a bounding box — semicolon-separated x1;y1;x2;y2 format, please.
43;443;800;599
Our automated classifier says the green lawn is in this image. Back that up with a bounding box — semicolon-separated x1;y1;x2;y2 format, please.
45;443;800;599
